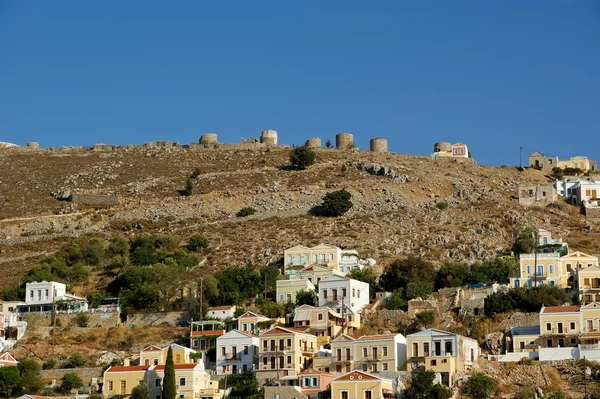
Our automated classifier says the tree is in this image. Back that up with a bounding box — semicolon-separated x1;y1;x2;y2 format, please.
462;374;498;399
289;147;316;170
379;257;436;292
131;384;150;399
325;139;332;149
107;236;130;258
64;352;85;368
347;267;378;299
260;265;281;300
387;288;408;310
227;372;263;399
513;227;537;255
182;178;194;196
406;369;452;399
295;289;318;307
321;189;353;217
60;372;83;393
187;234;209;252
406;281;434;300
435;263;470;289
162;347;176;399
236;207;257;217
17;359;46;393
0;366;22;398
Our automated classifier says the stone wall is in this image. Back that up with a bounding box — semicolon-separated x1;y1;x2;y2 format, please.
41;367;103;385
23;311;120;329
407;299;441;317
518;184;556;207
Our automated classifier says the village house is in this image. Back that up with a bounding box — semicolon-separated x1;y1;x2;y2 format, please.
276;279;315;304
509;250;599;289
518;184;556;207
432;142;470;160
578;266;600;303
330;333;407;374
529;151;597;173
283;243;370;277
292;305;361;346
17;281;88;315
291;264;344;285
406;329;479;387
256;326;317;382
206;305;236;320
190;329;225;368
299;369;335;399
236;311;273;335
318;274;370;314
216;329;259;375
0;352;18;367
330;370;395;399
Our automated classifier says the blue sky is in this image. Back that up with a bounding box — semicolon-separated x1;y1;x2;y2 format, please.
0;1;599;165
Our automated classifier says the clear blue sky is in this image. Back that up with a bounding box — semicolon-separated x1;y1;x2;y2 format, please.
1;1;599;165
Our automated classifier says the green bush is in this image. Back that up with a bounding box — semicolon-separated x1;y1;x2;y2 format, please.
182;178;194;196
415;311;435;327
191;168;201;178
484;285;569;316
43;358;57;370
63;352;85;368
74;313;89;328
60;372;83;393
462;374;499;399
187;234;209;251
236;207;257;217
406;369;452;399
513;226;536;255
320;189;353;217
435;201;449;210
289;147;316;170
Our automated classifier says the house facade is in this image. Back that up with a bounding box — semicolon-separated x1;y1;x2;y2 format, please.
17;281;88;314
257;327;317;378
206;305;236;320
283;244;368;276
318;275;369;314
216;330;259;375
0;352;18;367
518;184;556;207
276;279;315;304
406;329;479;386
292;264;343;285
330;333;407;374
299;369;335;399
293;305;361;346
236;311;273;335
330;371;395;399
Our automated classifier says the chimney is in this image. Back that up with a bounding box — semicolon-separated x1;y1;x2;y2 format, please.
124;358;130;367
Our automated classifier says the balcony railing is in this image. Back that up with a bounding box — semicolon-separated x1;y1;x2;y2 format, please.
332;356;353;363
262;346;292;353
225;353;240;360
542;328;577;335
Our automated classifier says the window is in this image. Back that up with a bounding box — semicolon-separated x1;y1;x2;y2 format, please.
221;347;226;356
519;342;525;349
321;253;326;263
120;381;126;394
108;381;113;391
330;253;334;260
222;366;227;373
287;355;292;364
286;293;292;302
536;265;544;276
318;313;323;321
244;345;249;355
312;377;318;386
287;338;292;347
243;323;248;331
362;347;368;357
357;290;360;298
382;362;388;371
526;265;532;275
322;290;328;299
549;280;555;286
314;254;318;263
431;359;437;366
570;322;576;331
145;359;150;366
342;288;347;297
287;255;292;264
352;288;356;297
362;364;368;371
154;358;158;365
279;294;284;302
179;377;186;387
514;280;520;288
155;378;161;387
296;255;301;265
382;346;388;356
549;264;554;274
45;289;49;299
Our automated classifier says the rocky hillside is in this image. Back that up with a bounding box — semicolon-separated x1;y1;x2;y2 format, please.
0;145;598;289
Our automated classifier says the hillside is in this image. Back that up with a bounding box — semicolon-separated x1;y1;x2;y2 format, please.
0;144;598;289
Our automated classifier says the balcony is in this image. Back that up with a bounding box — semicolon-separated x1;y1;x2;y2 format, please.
584;328;600;336
363;354;381;361
225;353;240;360
262;346;292;354
332;355;353;363
541;328;577;336
301;346;316;355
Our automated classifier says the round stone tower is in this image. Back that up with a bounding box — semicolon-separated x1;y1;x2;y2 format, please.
199;133;218;145
260;130;278;146
336;133;354;150
27;142;40;149
305;137;322;148
370;138;388;153
434;142;451;153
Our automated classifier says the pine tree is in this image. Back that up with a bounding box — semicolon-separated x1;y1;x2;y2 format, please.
161;347;176;399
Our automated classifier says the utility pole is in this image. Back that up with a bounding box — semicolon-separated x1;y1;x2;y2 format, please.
584;356;587;399
52;287;56;349
520;146;524;170
534;229;539;287
200;277;203;331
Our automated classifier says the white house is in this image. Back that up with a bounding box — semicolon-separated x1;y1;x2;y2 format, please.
206;305;236;320
318;274;369;314
18;281;88;314
216;330;259;375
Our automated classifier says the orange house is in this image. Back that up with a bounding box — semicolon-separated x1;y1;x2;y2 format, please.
299;369;335;399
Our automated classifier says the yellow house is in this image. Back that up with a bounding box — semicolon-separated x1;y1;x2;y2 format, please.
539;305;581;349
139;344;196;366
276;279;315;304
509;326;541;353
406;329;479;386
331;334;357;373
147;363;223;399
284;243;350;275
256;326;317;380
510;250;599;289
103;365;149;397
330;370;395;399
331;333;407;374
293;305;362;346
578;266;600;303
296;264;343;285
236;311;273;334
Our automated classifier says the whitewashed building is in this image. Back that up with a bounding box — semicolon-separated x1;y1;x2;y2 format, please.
216;330;259;375
18;281;88;314
318;274;369;314
206;305;236;320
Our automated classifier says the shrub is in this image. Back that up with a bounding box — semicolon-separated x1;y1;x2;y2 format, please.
387;289;408;310
187;234;209;252
406;369;452;399
182;178;194;196
341;164;347;173
320;189;353;217
325;139;332;149
191;168;201;178
236;207;257;217
43;358;57;370
60;372;83;393
435;201;449;210
131;383;150;399
289;147;316;170
415;311;435;327
513;227;537;255
462;374;499;399
63;352;85;368
74;313;89;328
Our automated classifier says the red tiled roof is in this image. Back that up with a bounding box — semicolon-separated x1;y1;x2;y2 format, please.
106;365;149;373
209;306;234;311
191;329;225;337
237;311;269;319
141;345;162;352
236;330;257;338
28;395;53;399
357;334;398;340
154;363;199;371
541;306;581;314
260;326;312;336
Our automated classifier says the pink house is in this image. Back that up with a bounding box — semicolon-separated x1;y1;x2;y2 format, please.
299;369;335;398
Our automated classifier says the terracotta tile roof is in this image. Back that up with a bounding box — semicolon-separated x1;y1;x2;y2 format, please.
28;395;53;399
154;363;199;371
333;370;381;382
191;329;225;337
357;334;398;340
261;326;313;336
209;306;234;311
105;365;149;373
299;369;335;377
236;330;257;338
541;306;581;314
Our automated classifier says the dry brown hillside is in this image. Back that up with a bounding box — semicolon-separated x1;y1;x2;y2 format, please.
1;145;598;289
